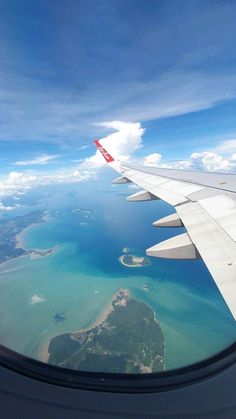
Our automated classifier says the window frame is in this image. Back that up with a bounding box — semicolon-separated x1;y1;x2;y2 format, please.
1;342;236;393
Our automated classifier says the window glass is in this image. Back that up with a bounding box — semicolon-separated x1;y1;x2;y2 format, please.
0;180;236;374
0;0;236;375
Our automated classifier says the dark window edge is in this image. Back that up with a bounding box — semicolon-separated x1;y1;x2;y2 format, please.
1;342;236;393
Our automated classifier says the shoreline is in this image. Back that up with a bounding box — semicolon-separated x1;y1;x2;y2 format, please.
14;215;58;261
15;221;44;250
15;213;51;250
39;289;129;364
29;245;60;260
119;254;151;268
77;289;127;333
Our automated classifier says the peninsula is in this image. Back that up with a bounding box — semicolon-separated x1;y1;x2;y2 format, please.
48;289;165;373
0;210;53;264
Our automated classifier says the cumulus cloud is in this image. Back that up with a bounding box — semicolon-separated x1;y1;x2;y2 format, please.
0;172;37;197
188;152;236;172
143;153;162;167
1;121;235;203
14;154;59;166
82;121;145;168
151;151;236;172
0;168;96;198
30;294;46;305
231;153;236;161
81;122;236;174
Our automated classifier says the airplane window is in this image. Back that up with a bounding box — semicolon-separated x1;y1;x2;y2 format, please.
0;178;236;377
0;0;236;385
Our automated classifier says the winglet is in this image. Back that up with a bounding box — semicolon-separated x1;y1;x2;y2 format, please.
94;139;115;163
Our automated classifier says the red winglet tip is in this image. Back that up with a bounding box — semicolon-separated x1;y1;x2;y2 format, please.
93;139;115;163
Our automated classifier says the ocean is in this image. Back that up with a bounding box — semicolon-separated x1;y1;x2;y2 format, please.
0;181;236;371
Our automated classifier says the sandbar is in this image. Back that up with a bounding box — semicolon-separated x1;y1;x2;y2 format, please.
119;254;151;268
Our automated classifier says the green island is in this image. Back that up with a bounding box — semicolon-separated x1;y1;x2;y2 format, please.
0;210;53;264
119;254;151;268
48;289;165;373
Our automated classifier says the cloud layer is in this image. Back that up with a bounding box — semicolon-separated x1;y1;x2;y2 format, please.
88;121;236;173
14;154;59;166
0;70;236;143
0;168;95;198
0;121;235;203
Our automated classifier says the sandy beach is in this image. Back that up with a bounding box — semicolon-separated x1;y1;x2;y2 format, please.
38;289;130;364
76;289;123;333
15;221;43;249
15;213;51;250
15;220;59;260
119;254;151;268
38;340;50;363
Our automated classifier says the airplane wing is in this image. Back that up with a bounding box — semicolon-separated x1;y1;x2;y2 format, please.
94;140;236;320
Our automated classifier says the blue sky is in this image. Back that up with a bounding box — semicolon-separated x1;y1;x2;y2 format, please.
0;0;236;190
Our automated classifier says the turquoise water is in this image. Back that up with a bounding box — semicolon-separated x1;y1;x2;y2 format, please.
0;183;236;371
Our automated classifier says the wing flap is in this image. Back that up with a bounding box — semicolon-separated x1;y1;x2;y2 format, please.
94;139;236;319
199;195;236;242
123;169;190;205
176;201;236;318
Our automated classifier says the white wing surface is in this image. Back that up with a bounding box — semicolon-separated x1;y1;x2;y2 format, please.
94;140;236;319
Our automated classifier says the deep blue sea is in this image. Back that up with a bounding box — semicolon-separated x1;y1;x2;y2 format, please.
0;179;236;371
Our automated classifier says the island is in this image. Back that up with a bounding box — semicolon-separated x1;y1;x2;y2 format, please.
0;210;54;264
72;208;94;215
119;254;151;268
48;289;165;373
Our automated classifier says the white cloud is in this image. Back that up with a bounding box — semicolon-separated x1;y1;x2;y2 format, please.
0;171;37;197
30;294;46;305
157;151;236;172
188;152;236;172
77;145;90;151
14;154;59;166
143;153;162;167
82;121;236;174
0;168;96;198
1;121;235;203
82;121;145;169
231;153;236;161
0;202;15;211
1;68;235;144
215;139;236;153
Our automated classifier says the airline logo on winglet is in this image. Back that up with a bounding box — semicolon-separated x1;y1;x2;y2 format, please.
94;139;115;163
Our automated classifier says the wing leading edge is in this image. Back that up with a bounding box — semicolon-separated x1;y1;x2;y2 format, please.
94;140;236;319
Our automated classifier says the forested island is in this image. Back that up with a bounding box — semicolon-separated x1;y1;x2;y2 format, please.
48;289;165;373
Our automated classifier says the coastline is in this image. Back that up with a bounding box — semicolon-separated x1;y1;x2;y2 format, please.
76;289;127;333
15;216;59;260
39;289;129;364
38;339;50;363
119;254;151;268
30;245;59;260
15;213;51;250
15;221;43;250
